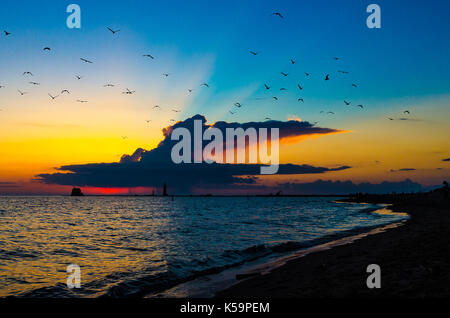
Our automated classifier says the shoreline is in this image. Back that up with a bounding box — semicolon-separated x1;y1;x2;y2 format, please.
216;191;450;298
150;203;407;298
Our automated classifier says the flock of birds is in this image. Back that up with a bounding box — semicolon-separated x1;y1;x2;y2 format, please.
1;12;413;125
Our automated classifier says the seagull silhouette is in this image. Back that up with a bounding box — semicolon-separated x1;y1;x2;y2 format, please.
273;97;278;100
75;75;83;80
143;54;154;59
48;93;59;100
264;117;272;120
234;102;242;107
344;100;351;105
264;83;270;90
188;89;194;93
61;89;70;94
172;109;181;112
23;72;33;76
280;72;288;77
280;88;287;91
29;82;40;85
388;118;394;121
352;83;358;88
297;84;303;90
298;98;304;102
325;74;330;81
290;59;295;64
327;111;335;115
333;57;340;60
152;105;161;109
305;72;311;77
18;90;27;96
201;83;210;88
249;51;259;56
404;110;410;114
272;12;284;18
357;104;364;108
162;73;170;77
107;27;120;34
145;120;151;123
229;111;235;115
43;47;51;51
122;88;135;95
4;31;10;36
103;84;115;87
80;58;93;63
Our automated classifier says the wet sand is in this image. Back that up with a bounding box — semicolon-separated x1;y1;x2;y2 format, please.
217;191;450;298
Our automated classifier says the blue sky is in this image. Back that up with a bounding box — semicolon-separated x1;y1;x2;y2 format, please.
1;0;450;193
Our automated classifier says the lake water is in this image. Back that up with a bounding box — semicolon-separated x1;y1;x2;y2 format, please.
0;196;407;297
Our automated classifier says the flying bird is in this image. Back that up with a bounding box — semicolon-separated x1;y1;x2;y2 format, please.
297;84;303;90
264;83;270;90
280;88;287;91
280;72;288;77
188;89;194;93
43;47;51;51
290;59;295;64
273;97;278;100
272;12;284;18
388;118;394;121
29;82;40;85
305;72;311;77
333;57;340;60
249;51;259;56
152;105;161;109
264;117;272;120
23;72;33;76
201;83;210;88
18;90;27;96
103;84;115;87
344;100;351;105
352;83;358;88
75;75;83;80
122;88;135;95
327;111;335;115
162;73;170;77
61;89;70;94
77;99;88;103
143;54;154;59
325;74;330;81
172;109;181;112
404;110;410;114
107;27;120;34
229;111;235;115
4;31;10;36
297;98;304;102
48;93;59;100
121;136;128;140
80;58;93;63
357;104;364;109
234;102;242;107
338;70;349;74
145;120;151;123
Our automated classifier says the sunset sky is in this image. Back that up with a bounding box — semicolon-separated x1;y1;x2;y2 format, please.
0;0;449;194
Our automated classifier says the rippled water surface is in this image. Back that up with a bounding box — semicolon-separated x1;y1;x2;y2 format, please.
0;196;407;297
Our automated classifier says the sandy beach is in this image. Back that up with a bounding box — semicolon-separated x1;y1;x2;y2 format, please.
217;190;450;298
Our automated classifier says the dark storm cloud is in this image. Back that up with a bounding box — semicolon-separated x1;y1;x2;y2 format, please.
36;115;350;191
